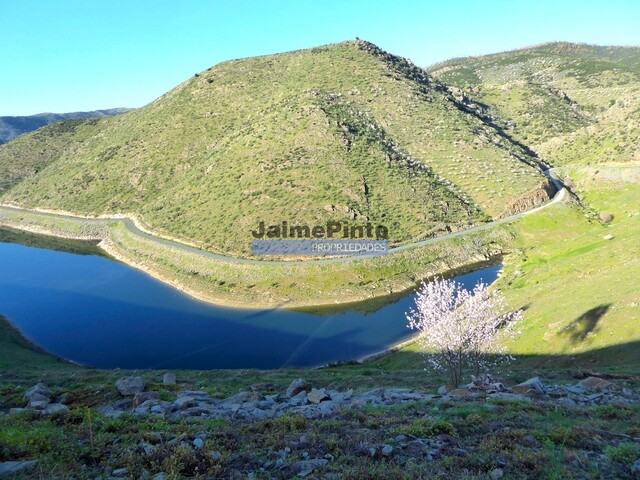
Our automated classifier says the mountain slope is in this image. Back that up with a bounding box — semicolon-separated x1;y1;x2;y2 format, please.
0;40;551;256
428;42;640;165
0;108;132;144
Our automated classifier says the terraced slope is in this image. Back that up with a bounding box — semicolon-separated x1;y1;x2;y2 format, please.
428;42;640;165
0;40;550;256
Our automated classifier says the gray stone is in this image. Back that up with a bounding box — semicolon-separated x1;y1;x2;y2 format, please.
115;376;145;396
112;467;128;477
578;377;612;392
42;403;69;415
437;385;449;395
134;392;160;407
8;408;29;415
291;459;328;476
97;404;125;418
23;383;50;403
512;377;544;394
219;391;250;405
368;447;377;457
307;388;330;404
173;396;196;410
210;450;222;461
286;378;312;397
193;437;204;449
558;397;578;408
0;460;39;477
163;373;176;385
489;468;504;479
28;400;49;410
142;443;156;455
381;445;393;456
152;474;167;480
631;458;640;475
289;390;309;406
395;434;407;442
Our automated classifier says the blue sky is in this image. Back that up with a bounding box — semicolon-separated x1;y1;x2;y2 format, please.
1;0;639;116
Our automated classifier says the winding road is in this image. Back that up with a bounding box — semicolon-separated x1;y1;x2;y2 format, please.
0;170;566;266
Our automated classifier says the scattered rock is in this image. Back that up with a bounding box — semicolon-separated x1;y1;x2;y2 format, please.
286;378;312;397
489;468;504;479
307;388;330;404
381;445;393;456
631;458;640;475
603;234;614;240
210;450;223;461
23;383;50;403
116;376;145;396
512;377;544;394
291;458;328;476
163;373;176;385
578;377;612;391
193;437;204;450
133;392;160;407
437;385;449;395
112;467;128;477
0;461;39;477
173;396;196;410
42;403;69;415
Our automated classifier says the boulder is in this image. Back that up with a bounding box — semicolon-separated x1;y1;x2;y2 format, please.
512;377;544;395
133;392;160;407
163;373;176;385
219;391;250;405
289;391;308;406
0;461;39;477
307;388;330;404
173;396;196;410
489;468;504;479
42;403;69;415
116;376;145;396
286;378;312;398
381;445;393;456
578;377;612;391
23;383;50;403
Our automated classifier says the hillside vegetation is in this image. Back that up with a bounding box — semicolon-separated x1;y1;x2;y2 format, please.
0;41;551;256
428;42;640;166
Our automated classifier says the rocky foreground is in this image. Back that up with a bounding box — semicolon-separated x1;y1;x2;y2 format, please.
1;374;639;479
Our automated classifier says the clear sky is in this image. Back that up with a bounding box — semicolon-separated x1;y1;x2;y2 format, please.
2;0;639;116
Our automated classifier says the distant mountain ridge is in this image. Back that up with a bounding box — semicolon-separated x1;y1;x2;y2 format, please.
0;108;133;144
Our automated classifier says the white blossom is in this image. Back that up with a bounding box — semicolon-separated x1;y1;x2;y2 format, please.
406;277;522;387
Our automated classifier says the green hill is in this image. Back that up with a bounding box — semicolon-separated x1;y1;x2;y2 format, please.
0;40;551;256
428;42;640;165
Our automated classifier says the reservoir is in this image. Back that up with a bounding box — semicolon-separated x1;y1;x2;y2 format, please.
0;227;501;370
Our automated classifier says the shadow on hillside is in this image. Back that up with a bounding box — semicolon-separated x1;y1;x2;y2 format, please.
371;340;640;373
559;304;611;344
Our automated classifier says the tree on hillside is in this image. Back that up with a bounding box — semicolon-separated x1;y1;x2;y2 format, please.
406;278;522;387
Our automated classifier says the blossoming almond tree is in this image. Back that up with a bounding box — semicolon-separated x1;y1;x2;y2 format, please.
406;278;522;387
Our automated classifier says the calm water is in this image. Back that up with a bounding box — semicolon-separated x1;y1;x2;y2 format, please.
0;228;501;369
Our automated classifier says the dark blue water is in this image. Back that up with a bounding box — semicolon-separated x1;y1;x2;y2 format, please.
0;232;501;369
